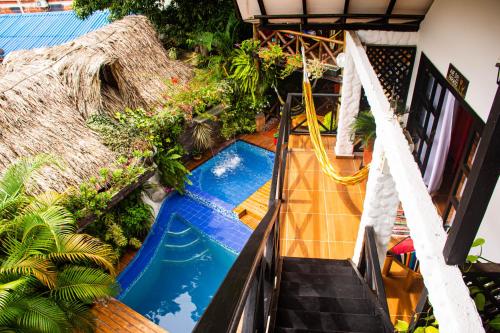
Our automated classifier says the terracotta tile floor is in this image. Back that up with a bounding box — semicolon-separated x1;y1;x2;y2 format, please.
281;135;366;260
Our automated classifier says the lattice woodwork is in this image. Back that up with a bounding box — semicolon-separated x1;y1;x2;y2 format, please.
365;45;417;105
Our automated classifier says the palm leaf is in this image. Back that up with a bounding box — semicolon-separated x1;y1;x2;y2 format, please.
49;234;117;275
52;266;118;302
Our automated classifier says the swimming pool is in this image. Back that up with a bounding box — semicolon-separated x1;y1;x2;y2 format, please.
120;214;236;332
187;140;274;207
118;140;274;332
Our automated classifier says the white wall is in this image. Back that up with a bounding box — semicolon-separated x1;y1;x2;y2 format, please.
408;0;500;121
408;0;500;261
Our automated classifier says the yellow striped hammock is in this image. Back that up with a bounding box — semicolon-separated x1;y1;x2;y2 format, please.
301;47;369;186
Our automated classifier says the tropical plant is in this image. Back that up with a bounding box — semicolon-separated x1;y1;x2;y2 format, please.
307;58;327;80
156;146;191;193
230;39;262;100
280;54;303;79
85;190;153;256
192;121;215;152
351;110;376;148
0;156;118;333
220;95;269;139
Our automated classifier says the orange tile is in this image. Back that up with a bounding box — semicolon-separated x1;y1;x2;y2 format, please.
288;152;322;171
329;242;355;259
285;190;327;214
323;175;362;193
325;191;364;215
284;239;329;259
284;212;328;241
328;214;361;242
285;171;324;191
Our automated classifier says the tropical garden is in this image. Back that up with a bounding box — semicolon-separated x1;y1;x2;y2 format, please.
0;1;330;331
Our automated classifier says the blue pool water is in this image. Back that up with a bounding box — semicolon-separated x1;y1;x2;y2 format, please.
120;215;236;332
187;140;275;206
118;140;274;333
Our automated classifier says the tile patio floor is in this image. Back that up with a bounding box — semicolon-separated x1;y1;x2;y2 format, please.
280;135;366;260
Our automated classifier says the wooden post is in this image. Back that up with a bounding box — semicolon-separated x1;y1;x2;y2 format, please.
443;86;500;265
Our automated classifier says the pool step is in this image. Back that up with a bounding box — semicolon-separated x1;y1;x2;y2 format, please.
162;249;209;264
164;237;201;249
166;227;192;237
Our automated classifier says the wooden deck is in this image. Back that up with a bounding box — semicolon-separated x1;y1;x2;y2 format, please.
92;298;167;333
234;180;271;229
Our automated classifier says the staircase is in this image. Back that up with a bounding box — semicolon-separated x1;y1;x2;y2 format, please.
275;257;392;333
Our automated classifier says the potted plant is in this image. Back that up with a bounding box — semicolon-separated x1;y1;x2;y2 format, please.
351;110;376;165
273;130;279;145
192;121;214;160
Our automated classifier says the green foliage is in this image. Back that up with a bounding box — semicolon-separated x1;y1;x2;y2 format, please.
230;39;262;100
90;107;190;192
63;158;149;220
167;69;233;117
320;111;337;132
0;156;118;332
73;0;239;47
394;319;409;332
220;95;269;139
280;54;303;79
85;190;153;255
192;121;215;151
466;237;486;264
156;146;191;193
351;110;376;148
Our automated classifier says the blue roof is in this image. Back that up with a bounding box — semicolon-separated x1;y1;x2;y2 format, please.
0;10;110;57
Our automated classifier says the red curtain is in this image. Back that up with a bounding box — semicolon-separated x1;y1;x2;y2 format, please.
448;104;473;175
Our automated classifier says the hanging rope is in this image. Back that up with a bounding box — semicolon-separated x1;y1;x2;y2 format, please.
301;47;370;186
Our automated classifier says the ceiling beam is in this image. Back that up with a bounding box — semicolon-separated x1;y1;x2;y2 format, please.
257;0;267;24
386;0;397;15
302;0;307;25
343;0;350;24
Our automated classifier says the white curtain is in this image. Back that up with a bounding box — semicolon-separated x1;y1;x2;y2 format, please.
424;91;456;194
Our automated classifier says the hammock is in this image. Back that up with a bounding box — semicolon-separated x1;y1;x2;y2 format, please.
301;48;370;186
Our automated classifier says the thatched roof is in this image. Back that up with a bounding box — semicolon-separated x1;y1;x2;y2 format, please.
0;15;193;192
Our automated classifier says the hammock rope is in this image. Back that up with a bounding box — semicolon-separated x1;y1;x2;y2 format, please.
301;47;370;186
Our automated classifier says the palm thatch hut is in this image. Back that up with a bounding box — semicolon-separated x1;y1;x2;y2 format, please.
0;15;193;192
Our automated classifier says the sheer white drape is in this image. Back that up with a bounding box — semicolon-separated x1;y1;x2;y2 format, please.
424;90;456;193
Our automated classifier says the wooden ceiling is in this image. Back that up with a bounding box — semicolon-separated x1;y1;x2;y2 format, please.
234;0;434;31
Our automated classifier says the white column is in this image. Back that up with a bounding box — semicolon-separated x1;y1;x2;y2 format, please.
352;139;399;266
334;44;361;157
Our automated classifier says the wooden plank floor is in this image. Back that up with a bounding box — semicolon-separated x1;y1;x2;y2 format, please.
93;298;167;333
234;180;271;229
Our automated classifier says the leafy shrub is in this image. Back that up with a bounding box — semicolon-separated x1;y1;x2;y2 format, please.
156;146;191;193
85;190;153;256
220;95;269;139
63;156;150;220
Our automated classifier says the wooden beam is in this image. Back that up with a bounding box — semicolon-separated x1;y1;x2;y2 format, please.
386;0;397;15
443;86;500;265
257;0;267;24
302;0;307;25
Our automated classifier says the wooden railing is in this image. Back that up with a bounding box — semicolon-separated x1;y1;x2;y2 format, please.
257;29;343;66
193;96;290;333
358;226;391;315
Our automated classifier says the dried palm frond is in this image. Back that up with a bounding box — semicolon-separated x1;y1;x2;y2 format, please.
0;16;194;193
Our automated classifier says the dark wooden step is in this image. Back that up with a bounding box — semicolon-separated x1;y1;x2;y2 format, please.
283;257;350;266
279;281;366;298
275;328;366;333
276;309;383;333
282;260;355;276
278;295;374;315
281;271;362;285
